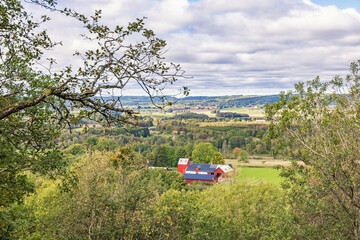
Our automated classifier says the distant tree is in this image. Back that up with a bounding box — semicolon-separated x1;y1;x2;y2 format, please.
213;152;225;164
233;147;241;158
175;147;187;161
216;112;250;119
238;150;248;162
229;136;246;149
210;109;220;114
191;142;219;164
222;140;229;154
64;144;85;155
148;168;187;193
185;143;194;158
96;137;118;151
174;112;209;120
150;145;176;167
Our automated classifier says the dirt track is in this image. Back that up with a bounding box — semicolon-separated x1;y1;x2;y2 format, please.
225;157;304;168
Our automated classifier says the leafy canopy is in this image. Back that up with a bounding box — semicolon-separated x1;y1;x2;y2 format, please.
266;60;360;239
0;0;187;206
191;142;223;164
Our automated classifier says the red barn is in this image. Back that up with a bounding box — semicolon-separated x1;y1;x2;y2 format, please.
183;173;218;183
177;158;190;173
217;164;234;178
185;163;223;178
178;160;234;184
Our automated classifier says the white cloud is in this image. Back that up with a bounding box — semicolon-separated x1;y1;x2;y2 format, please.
24;0;360;96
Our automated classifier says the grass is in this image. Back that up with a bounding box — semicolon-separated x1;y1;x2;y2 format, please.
237;167;283;185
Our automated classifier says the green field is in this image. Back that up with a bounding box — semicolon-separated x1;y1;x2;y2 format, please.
237;167;283;185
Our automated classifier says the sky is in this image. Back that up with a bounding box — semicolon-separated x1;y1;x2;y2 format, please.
25;0;360;96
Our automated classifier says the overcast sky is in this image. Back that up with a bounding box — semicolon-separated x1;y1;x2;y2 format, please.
27;0;360;96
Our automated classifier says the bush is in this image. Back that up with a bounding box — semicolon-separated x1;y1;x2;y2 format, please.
238;150;249;162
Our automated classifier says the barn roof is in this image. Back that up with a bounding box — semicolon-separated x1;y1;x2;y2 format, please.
178;158;190;165
217;164;234;173
186;163;218;173
183;173;217;181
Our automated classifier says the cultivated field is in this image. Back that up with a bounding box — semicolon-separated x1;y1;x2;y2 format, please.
225;157;304;185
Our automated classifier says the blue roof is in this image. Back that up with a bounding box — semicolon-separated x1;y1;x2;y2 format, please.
186;163;218;173
183;173;216;180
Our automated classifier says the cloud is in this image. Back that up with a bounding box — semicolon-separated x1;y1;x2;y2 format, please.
24;0;360;96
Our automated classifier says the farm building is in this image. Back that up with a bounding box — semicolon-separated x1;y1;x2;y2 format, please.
178;158;233;183
183;173;218;184
148;127;156;132
171;130;186;135
178;158;190;173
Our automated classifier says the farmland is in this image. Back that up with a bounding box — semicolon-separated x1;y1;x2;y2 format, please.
2;0;359;237
237;167;283;185
2;92;351;239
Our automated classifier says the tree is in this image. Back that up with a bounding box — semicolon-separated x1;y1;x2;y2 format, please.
213;152;224;164
63;144;85;156
10;148;189;239
233;147;241;158
185;143;194;157
238;150;248;162
0;0;186;206
175;147;186;161
149;145;176;167
266;60;360;239
84;136;99;149
95;137;117;151
229;136;246;149
17;148;153;239
148;168;187;193
148;181;293;239
191;142;221;164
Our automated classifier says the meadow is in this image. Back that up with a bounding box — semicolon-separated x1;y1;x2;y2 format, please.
237;167;283;185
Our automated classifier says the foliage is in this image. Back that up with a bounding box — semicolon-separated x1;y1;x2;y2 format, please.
0;0;186;207
17;149;151;239
84;136;98;149
218;95;279;109
63;122;271;161
149;145;176;167
216;112;250;119
95;137;117;151
3;145;295;239
63;144;85;156
213;152;224;164
238;150;248;161
229;136;246;149
232;147;241;158
147;181;293;239
210;109;220;114
173;112;209;120
148;169;188;193
191;142;220;164
266;60;360;239
9;148;191;239
174;147;186;161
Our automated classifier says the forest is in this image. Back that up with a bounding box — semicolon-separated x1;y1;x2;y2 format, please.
2;0;360;239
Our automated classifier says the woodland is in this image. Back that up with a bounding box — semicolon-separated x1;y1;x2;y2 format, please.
2;0;360;239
